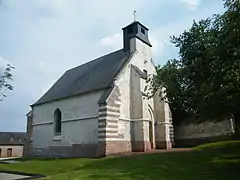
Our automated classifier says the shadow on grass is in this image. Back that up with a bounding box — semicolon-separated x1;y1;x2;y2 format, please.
73;149;240;180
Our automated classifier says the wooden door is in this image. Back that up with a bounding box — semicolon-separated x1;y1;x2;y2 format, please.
149;121;154;149
7;148;12;157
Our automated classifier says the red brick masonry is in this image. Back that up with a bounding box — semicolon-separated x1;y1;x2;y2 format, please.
131;141;152;152
97;141;153;157
97;141;132;157
156;141;172;149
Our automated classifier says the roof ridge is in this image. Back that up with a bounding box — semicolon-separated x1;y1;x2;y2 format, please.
0;132;25;133
67;49;125;72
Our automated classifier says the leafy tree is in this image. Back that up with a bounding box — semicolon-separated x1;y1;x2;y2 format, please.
0;64;15;101
149;0;240;132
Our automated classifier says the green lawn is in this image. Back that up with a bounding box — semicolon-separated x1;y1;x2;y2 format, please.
0;140;240;180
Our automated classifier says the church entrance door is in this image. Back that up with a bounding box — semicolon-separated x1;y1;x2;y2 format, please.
149;121;154;149
148;108;155;149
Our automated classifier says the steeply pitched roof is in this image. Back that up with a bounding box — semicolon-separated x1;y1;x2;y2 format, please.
0;132;26;145
33;49;131;106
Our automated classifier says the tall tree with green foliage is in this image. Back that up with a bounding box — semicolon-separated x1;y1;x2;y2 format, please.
0;64;14;101
150;0;240;131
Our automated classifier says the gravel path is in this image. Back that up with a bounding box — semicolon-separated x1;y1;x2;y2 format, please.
0;172;30;180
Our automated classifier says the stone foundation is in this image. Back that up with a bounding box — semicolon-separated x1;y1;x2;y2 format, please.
132;141;152;152
97;141;106;157
106;141;132;155
156;141;172;149
28;140;168;158
97;141;132;156
30;143;98;158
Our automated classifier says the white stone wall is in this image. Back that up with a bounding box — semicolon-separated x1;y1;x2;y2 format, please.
115;37;163;146
131;38;157;144
115;63;131;119
130;38;156;76
153;87;173;147
132;121;144;141
31;90;103;148
143;121;150;141
118;119;131;141
115;38;156;121
32;124;53;148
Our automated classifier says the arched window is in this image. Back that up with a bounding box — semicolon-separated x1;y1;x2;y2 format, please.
54;109;62;135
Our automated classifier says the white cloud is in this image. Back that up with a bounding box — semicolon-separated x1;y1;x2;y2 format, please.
180;0;201;10
101;33;122;50
150;21;191;58
149;34;164;56
100;32;165;57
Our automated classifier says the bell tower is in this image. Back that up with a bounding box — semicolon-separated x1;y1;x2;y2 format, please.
122;21;152;52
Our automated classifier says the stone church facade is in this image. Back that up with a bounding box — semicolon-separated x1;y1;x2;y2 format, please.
24;21;174;158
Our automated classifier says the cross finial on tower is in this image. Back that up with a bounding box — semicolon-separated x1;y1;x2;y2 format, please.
133;10;136;22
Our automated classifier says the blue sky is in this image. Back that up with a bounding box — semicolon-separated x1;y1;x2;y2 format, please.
0;0;225;132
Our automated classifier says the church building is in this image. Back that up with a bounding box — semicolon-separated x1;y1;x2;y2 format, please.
24;20;174;158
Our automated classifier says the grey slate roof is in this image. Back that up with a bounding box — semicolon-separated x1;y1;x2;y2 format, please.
33;49;131;106
0;132;26;145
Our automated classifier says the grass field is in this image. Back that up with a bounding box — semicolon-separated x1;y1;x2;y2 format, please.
0;140;240;180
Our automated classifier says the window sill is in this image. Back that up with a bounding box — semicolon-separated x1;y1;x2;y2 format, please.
53;135;62;141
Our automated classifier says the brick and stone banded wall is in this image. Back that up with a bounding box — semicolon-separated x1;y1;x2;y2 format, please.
98;86;121;140
98;106;120;140
169;118;175;146
98;107;122;156
97;86;131;156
